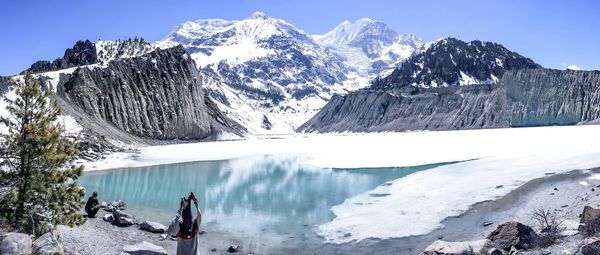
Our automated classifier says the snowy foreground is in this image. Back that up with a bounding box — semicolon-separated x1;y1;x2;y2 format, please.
84;125;600;243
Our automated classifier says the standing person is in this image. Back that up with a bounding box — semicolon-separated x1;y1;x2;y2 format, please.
85;191;100;218
168;192;202;255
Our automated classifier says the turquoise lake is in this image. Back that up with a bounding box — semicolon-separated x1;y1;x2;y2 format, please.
79;155;443;242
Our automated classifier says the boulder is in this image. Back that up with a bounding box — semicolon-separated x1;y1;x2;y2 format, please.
123;241;167;255
104;205;116;212
110;200;126;210
579;206;600;236
581;238;600;255
112;210;134;226
139;221;167;234
102;214;113;222
486;221;539;251
32;232;64;255
118;217;135;226
486;248;503;255
227;245;240;253
421;239;488;255
1;233;32;255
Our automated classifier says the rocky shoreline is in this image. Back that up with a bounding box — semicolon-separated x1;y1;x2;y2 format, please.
420;168;600;255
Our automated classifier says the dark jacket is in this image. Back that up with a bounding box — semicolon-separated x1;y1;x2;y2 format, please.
85;196;98;212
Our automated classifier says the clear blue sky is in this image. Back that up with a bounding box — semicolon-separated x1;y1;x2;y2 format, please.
0;0;598;76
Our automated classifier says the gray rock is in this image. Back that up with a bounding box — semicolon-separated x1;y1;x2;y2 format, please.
110;200;126;210
421;239;488;255
29;40;98;73
227;245;240;253
1;233;32;255
123;241;167;255
486;221;539;251
299;69;600;133
118;217;135;226
103;214;114;222
579;205;600;236
104;205;116;212
581;238;600;255
32;232;64;255
486;248;503;255
139;221;167;234
113;210;134;226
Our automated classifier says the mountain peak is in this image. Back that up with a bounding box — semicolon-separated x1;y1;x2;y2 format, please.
250;11;269;19
317;18;392;46
374;37;541;89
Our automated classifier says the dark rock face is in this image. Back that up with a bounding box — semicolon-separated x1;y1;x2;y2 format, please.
29;40;98;73
300;69;600;133
582;239;600;255
579;206;600;236
56;46;215;140
373;38;541;89
486;221;539;251
0;76;12;94
299;85;508;132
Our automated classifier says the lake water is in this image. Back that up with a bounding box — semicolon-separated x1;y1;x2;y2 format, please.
79;155;445;245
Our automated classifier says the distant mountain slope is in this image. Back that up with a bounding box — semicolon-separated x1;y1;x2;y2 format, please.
373;38;541;89
299;69;600;133
314;18;424;79
298;38;558;132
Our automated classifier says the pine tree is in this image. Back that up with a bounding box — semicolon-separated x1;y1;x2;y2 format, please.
0;72;85;235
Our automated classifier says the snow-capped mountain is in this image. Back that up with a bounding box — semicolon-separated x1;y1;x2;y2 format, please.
156;12;369;133
315;18;425;79
373;37;541;89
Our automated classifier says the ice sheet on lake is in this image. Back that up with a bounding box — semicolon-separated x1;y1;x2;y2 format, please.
85;126;600;171
83;125;600;243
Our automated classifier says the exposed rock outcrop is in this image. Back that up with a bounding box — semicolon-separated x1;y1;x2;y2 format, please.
300;84;507;132
579;205;600;236
300;69;600;133
505;69;600;127
56;45;243;140
29;40;98;73
0;76;12;94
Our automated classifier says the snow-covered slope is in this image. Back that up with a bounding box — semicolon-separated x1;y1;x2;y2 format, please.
156;12;370;134
95;38;155;65
315;18;425;79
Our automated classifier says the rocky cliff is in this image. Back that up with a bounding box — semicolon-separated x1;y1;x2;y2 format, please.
505;69;600;127
299;69;600;133
29;40;98;73
56;45;243;140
